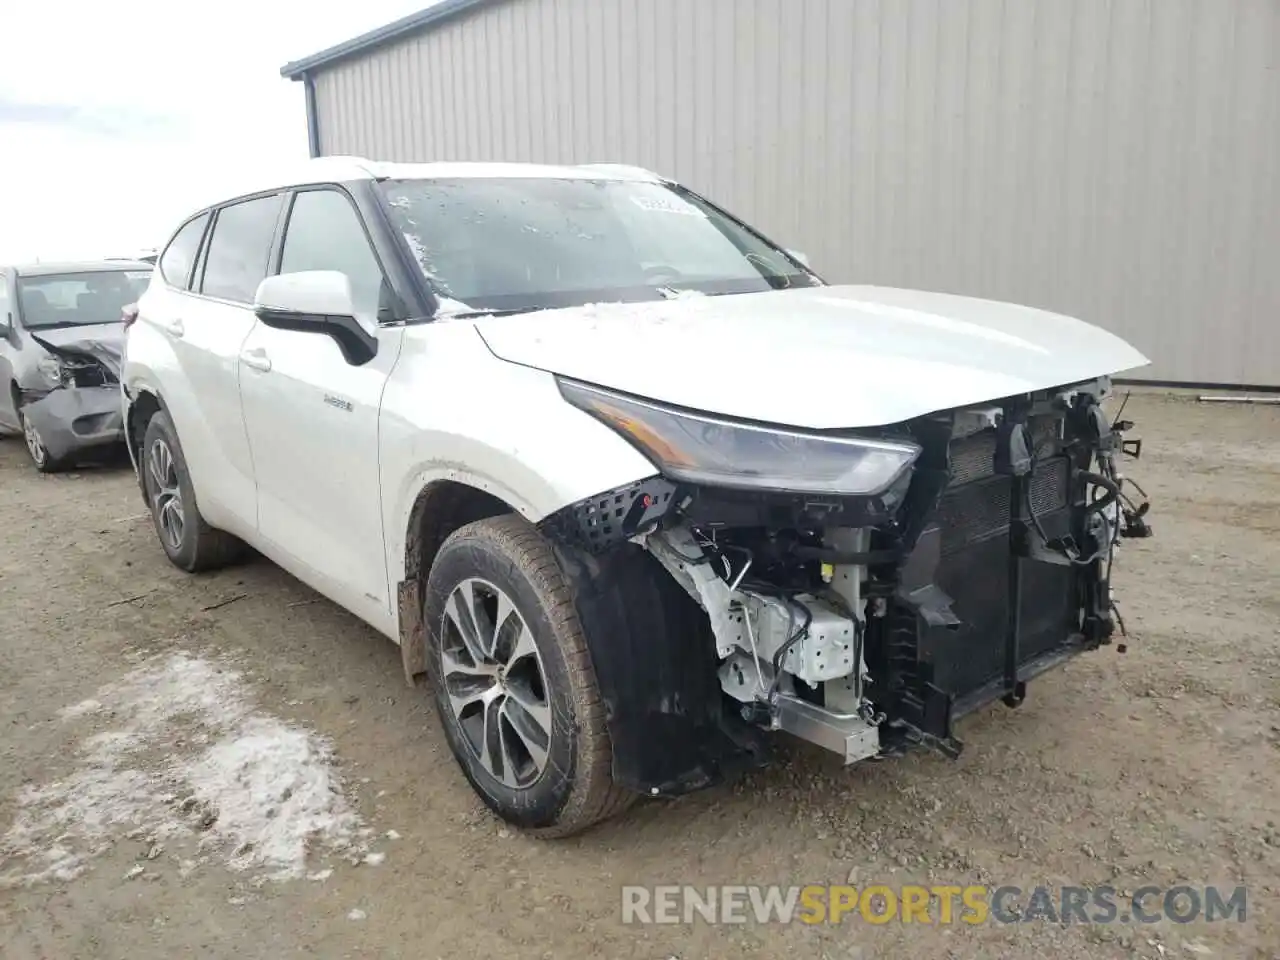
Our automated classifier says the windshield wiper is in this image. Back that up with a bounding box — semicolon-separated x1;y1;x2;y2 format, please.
437;307;546;320
26;320;107;331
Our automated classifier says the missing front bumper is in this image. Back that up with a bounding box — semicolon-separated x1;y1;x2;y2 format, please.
774;695;881;764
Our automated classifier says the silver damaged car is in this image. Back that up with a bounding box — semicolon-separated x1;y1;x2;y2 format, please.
0;260;152;471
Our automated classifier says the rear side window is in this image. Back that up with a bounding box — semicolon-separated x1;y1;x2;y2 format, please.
158;214;209;290
0;275;9;321
279;189;391;320
200;194;284;303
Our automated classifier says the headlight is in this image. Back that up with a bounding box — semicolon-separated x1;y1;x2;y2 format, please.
559;379;921;496
36;356;64;388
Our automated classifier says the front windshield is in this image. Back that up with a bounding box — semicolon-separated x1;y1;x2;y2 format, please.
378;177;820;313
17;269;152;329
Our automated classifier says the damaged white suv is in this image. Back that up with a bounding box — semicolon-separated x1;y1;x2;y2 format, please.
124;158;1153;836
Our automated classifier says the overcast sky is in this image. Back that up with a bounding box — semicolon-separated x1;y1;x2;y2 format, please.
0;0;428;263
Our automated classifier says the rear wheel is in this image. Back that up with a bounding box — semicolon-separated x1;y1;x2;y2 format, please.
19;407;67;473
141;411;244;572
424;515;634;837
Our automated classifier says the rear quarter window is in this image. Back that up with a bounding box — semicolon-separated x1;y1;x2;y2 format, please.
199;195;284;303
159;213;210;290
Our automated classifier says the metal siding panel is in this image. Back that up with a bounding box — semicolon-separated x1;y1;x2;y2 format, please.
404;40;423;159
748;0;782;237
1243;4;1280;386
409;35;428;159
822;0;858;275
505;1;530;162
458;13;477;158
1056;0;1109;327
360;57;378;155
1227;0;1280;386
525;1;550;162
442;22;461;159
637;0;664;172
605;0;627;164
312;72;330;154
727;0;754;214
584;0;605;161
477;9;495;159
511;2;531;161
305;0;1278;384
613;0;641;166
929;0;973;296
847;0;883;282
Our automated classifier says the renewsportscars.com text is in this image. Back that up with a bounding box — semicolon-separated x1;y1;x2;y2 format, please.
621;884;1248;926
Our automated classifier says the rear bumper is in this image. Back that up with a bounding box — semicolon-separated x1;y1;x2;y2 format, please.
22;387;125;460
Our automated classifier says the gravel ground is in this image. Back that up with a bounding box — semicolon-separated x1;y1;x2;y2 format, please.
1;392;1277;959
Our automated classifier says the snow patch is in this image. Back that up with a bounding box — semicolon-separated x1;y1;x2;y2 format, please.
0;652;366;887
58;698;102;720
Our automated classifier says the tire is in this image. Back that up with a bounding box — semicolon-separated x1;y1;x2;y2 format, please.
19;407;68;473
140;411;244;572
424;514;635;837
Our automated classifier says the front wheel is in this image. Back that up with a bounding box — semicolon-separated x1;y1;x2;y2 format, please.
140;411;244;572
19;407;67;473
424;515;634;837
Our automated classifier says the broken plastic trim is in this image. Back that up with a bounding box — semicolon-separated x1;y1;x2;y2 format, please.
29;332;123;382
21;386;125;460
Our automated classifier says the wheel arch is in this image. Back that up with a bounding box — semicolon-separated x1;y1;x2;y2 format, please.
395;473;755;799
396;478;519;683
8;379;21;427
124;386;166;504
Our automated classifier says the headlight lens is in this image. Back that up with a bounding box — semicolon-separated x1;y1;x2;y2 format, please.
36;356;64;388
559;379;921;496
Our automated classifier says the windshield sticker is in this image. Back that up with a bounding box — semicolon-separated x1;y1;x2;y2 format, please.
629;195;706;217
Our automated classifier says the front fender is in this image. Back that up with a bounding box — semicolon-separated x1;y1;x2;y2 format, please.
379;333;657;586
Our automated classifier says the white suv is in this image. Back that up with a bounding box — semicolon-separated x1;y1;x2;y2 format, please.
124;157;1153;836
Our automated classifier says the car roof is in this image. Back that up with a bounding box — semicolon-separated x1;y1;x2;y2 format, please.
12;259;154;278
296;156;661;188
187;157;666;211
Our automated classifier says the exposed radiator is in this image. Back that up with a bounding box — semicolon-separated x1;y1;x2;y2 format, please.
900;419;1077;702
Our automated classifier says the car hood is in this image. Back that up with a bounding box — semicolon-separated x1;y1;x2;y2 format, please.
473;285;1150;429
28;323;124;378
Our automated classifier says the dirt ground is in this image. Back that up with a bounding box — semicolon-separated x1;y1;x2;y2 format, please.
1;392;1278;960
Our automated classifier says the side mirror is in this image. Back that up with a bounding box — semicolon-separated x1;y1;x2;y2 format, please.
786;249;812;268
0;314;10;337
253;271;378;366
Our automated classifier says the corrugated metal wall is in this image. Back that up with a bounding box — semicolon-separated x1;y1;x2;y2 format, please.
312;0;1280;386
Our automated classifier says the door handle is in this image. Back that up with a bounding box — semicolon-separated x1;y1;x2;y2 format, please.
162;318;185;338
240;347;272;373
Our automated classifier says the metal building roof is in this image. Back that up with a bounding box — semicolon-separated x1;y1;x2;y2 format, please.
280;0;495;79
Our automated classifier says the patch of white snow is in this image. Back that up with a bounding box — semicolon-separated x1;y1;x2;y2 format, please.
0;652;367;888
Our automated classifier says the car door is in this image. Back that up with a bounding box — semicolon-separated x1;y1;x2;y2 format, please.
150;196;284;536
0;270;19;431
237;186;405;627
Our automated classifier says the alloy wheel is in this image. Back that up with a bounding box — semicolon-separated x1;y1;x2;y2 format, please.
439;578;552;788
21;413;46;467
147;437;185;551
